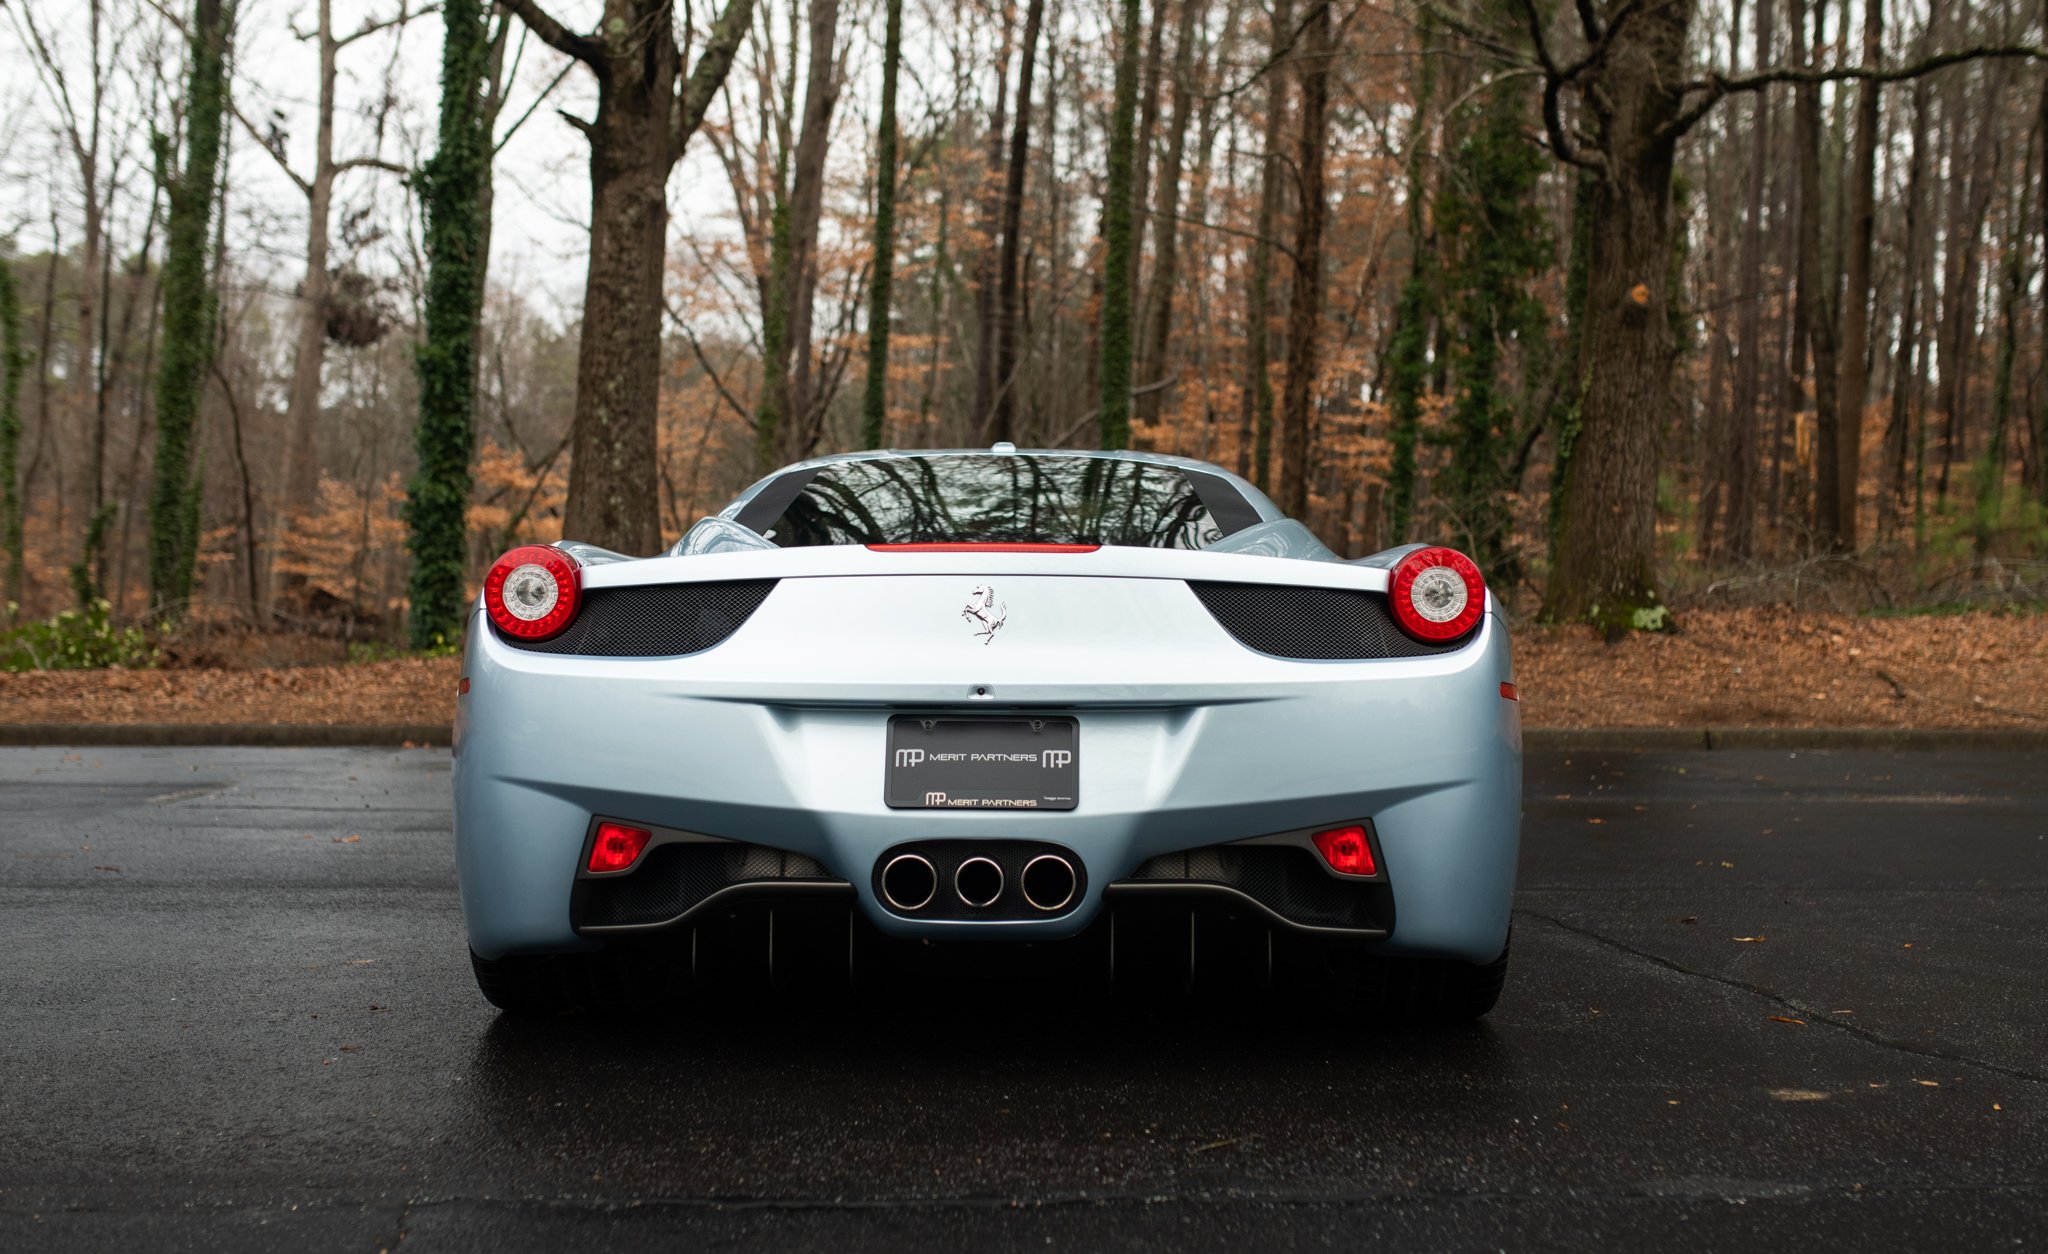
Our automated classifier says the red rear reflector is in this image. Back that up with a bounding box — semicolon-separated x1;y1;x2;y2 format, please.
1500;681;1518;701
587;822;652;874
1312;825;1377;877
458;677;471;695
864;543;1101;553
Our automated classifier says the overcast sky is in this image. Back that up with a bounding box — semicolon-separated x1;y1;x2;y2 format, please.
0;0;845;328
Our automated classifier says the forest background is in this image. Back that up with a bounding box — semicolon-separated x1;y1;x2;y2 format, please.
1;0;2045;666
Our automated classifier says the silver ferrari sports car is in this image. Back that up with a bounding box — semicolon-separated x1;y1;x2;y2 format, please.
454;447;1520;1019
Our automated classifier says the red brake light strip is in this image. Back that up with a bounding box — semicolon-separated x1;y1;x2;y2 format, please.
865;543;1102;553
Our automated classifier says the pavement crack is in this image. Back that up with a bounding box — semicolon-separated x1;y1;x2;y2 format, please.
1515;908;2048;1088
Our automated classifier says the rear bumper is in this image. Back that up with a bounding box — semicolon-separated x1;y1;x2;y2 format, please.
454;600;1519;964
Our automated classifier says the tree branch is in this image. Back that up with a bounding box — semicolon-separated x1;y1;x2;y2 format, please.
672;0;756;149
1665;45;2048;140
493;58;576;153
1412;2;1528;70
665;303;759;431
499;0;604;66
1512;0;1606;174
335;1;439;49
1556;0;1648;82
333;155;412;176
1571;0;1602;44
227;102;313;196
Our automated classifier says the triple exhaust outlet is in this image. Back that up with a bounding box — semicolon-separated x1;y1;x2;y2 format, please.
880;851;1077;913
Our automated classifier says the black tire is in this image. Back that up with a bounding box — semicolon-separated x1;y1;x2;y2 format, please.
469;947;667;1016
1278;932;1511;1024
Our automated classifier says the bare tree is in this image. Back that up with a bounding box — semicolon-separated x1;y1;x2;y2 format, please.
227;0;418;574
1276;0;1330;520
503;0;754;554
1134;0;1203;433
1239;0;1289;487
7;1;122;530
993;0;1048;442
1831;0;1883;550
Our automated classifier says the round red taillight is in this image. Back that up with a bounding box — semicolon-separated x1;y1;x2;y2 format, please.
1388;546;1485;642
483;544;582;641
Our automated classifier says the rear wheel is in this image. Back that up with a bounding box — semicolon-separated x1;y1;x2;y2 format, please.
1277;932;1510;1024
469;948;671;1016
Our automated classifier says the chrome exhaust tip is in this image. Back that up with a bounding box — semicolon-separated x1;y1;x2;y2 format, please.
954;856;1005;909
1020;854;1078;912
880;853;938;912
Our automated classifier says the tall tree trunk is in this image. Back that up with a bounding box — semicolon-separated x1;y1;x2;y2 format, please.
16;0;111;553
2036;70;2048;506
507;0;752;554
283;0;339;519
1541;0;1692;628
1793;0;1842;547
1275;0;1330;520
574;99;678;538
1135;0;1204;432
0;258;23;612
1384;11;1436;543
1879;74;1929;540
773;0;842;461
1934;83;2002;513
149;0;230;619
1099;0;1143;450
404;0;493;649
972;9;1018;432
1725;0;1772;560
1237;0;1289;484
993;0;1047;442
755;148;796;472
861;0;904;448
1131;0;1170;295
1830;0;1881;550
1180;0;1234;459
1978;167;2030;553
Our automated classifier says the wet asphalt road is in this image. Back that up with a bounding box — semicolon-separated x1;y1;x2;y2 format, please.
2;745;2045;1252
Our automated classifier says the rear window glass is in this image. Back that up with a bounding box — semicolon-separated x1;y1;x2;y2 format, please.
747;455;1239;549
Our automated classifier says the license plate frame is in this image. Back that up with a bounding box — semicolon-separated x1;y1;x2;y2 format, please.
884;715;1079;810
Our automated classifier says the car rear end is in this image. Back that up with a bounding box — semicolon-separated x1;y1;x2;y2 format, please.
454;452;1519;1015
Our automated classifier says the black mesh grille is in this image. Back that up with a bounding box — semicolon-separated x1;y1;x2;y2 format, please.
578;841;839;928
1126;845;1387;930
500;580;777;657
1187;582;1468;660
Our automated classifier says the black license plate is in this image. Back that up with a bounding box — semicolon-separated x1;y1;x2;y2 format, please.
885;716;1079;810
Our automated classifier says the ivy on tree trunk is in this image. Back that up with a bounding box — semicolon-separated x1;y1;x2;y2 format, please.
1098;0;1142;451
1435;88;1550;584
404;0;493;650
148;0;230;622
0;258;24;612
